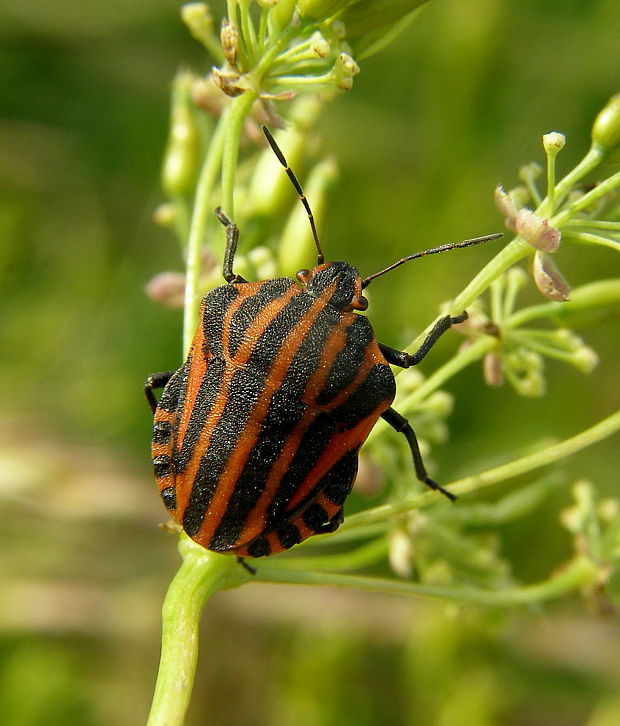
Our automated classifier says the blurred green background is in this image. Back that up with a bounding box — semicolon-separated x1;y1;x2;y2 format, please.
1;1;619;725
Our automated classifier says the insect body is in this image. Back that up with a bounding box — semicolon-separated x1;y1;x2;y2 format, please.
146;127;499;558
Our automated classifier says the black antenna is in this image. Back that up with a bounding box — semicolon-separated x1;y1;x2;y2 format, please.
261;125;325;265
361;233;503;289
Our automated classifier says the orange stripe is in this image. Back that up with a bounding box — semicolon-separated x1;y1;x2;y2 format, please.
238;311;350;543
195;284;337;545
284;400;387;512
231;283;300;365
174;366;236;521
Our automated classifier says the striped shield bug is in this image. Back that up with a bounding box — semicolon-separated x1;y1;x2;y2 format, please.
145;126;500;559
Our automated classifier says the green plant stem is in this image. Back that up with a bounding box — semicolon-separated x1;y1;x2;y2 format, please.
347;407;620;530
221;90;258;220
147;537;246;726
271;538;389;572
255;554;597;606
539;144;606;216
552;167;620;227
183;114;228;354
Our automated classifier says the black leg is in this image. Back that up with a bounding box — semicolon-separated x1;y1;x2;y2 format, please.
144;371;175;414
237;556;256;575
381;407;456;501
215;207;247;284
379;311;468;368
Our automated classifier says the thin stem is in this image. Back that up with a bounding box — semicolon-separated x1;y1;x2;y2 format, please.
183;115;228;354
238;0;257;60
552;168;620;226
266;538;389;572
564;219;620;231
221;90;258;218
147;538;246;726
255;555;597;606
564;231;620;252
546;149;557;212
543;144;607;213
346;408;620;530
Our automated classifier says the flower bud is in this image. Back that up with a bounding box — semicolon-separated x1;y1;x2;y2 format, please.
310;31;331;59
532;251;571;301
181;3;215;49
591;92;620;152
153;203;177;228
161;72;200;197
270;0;296;28
145;271;186;308
389;528;414;579
335;52;360;76
211;66;249;97
220;18;239;68
543;132;566;155
516;209;561;252
191;75;226;116
494;184;518;231
599;498;619;524
571;346;599;374
330;52;360;90
494;184;517;219
518;161;543;184
247;245;277;280
483;350;504;387
503;348;545;397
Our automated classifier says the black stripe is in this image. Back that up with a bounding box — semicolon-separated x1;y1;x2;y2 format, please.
276;523;302;550
330;363;395;428
227;279;294;358
266;447;358;536
174;357;226;474
244;293;313;373
153;455;172;478
160;486;177;510
315;316;374;406
266;411;338;527
208;387;306;550
246;536;271;558
321;449;359;505
279;303;343;399
152;419;172;446
302;501;329;531
201;284;239;358
182;366;264;537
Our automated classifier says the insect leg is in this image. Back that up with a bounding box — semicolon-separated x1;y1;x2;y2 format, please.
237;556;257;575
381;407;456;501
215;207;247;283
144;371;175;414
379;311;467;367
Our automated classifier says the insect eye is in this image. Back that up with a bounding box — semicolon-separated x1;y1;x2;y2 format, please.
355;296;368;311
296;268;311;283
